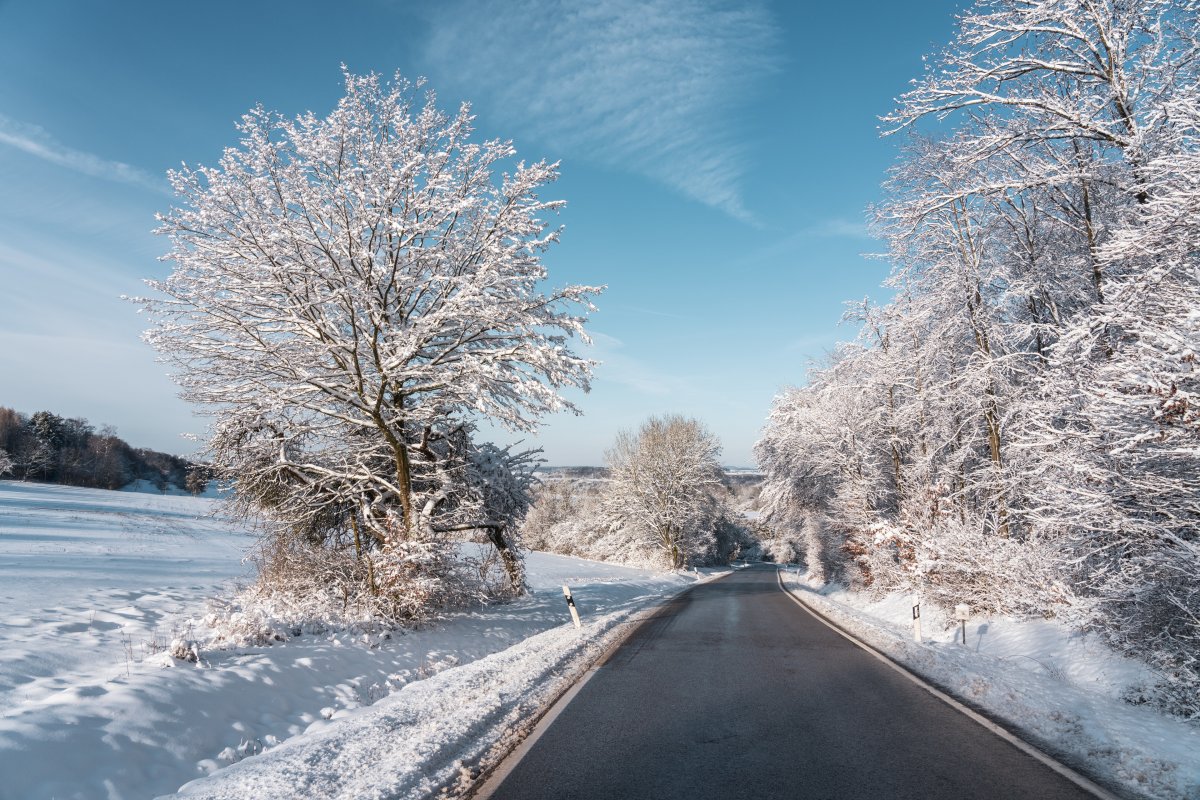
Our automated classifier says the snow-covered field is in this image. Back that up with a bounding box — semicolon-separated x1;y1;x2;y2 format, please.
779;569;1200;800
0;482;253;708
0;481;714;800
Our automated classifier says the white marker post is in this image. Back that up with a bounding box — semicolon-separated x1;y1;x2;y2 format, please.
562;585;581;629
954;604;970;645
911;594;922;643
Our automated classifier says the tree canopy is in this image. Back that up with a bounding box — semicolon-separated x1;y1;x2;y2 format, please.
143;70;600;616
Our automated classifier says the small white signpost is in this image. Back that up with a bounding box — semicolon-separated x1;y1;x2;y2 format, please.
911;594;922;643
954;603;970;645
562;585;581;629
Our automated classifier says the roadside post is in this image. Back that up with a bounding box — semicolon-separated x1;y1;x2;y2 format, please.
954;604;970;645
562;585;581;629
911;594;922;643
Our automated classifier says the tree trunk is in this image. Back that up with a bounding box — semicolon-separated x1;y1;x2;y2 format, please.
982;392;1011;538
1073;140;1106;304
371;405;415;536
485;525;525;594
887;384;904;514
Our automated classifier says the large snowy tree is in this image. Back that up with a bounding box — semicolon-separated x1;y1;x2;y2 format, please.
602;415;726;569
143;70;599;612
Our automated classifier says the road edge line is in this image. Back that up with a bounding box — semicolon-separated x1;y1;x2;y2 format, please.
469;568;737;799
775;569;1125;800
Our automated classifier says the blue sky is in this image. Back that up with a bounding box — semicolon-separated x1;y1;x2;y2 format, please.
0;0;963;466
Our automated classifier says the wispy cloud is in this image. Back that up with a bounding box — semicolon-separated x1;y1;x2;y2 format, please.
0;114;167;194
802;218;873;240
588;330;692;396
784;332;839;354
732;217;879;269
609;303;697;322
421;0;779;222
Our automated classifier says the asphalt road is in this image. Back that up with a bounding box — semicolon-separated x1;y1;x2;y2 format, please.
482;564;1101;800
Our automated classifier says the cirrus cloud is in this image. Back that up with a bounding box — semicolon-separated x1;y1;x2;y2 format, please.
0;113;167;194
421;0;779;222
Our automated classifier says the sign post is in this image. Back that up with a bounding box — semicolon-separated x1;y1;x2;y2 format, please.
911;593;922;643
954;604;970;645
562;585;581;629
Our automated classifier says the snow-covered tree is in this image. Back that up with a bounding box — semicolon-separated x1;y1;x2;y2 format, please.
446;440;542;590
143;70;599;617
603;415;726;569
0;448;12;477
184;464;211;496
760;0;1200;712
1034;95;1200;545
1021;94;1200;713
882;0;1189;182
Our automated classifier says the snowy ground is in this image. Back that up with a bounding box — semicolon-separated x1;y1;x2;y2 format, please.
0;482;254;708
18;479;1186;799
0;481;717;800
779;568;1200;800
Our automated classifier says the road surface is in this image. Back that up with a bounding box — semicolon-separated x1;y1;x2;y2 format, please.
482;564;1100;800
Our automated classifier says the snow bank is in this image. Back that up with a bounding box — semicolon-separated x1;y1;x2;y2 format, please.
779;569;1200;800
165;604;654;799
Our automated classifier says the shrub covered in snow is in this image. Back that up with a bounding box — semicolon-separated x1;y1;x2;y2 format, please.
203;526;525;642
169;638;201;663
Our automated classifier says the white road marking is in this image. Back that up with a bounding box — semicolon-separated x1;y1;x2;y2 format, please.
775;569;1121;800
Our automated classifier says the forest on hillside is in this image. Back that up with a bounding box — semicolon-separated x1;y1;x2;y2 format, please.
0;406;207;493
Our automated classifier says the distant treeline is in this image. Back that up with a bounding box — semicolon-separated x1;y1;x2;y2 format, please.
540;465;761;486
0;406;210;494
538;466;608;479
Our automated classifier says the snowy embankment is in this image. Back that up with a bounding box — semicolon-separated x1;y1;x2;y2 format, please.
0;481;715;800
166;602;649;800
779;569;1200;800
